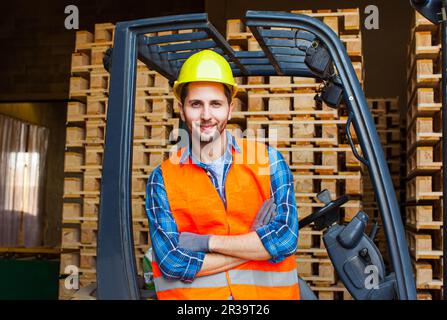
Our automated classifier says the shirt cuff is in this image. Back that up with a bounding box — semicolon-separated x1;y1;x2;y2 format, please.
255;225;285;264
180;251;206;283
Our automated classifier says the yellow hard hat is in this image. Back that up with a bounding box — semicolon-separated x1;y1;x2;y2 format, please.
173;49;238;101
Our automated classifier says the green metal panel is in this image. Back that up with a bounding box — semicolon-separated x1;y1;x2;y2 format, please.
0;259;59;300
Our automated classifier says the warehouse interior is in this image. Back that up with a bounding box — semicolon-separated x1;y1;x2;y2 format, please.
0;0;444;300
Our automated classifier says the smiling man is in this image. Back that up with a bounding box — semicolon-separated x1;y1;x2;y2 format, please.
145;49;300;300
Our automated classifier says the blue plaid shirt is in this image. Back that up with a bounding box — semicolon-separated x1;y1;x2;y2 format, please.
145;131;299;283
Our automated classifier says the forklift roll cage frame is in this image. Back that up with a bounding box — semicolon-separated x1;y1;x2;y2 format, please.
96;10;417;300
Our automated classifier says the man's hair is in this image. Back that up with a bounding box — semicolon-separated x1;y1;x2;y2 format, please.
180;83;232;105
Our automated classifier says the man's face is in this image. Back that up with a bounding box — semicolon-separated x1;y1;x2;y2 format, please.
179;81;234;144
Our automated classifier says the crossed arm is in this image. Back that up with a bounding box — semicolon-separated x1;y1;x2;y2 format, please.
181;198;278;277
196;232;271;277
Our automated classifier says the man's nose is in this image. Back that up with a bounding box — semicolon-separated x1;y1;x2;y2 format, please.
201;104;211;120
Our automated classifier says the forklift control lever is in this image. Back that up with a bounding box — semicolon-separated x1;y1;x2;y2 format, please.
299;190;348;230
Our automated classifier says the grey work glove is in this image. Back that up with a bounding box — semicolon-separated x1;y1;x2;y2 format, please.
251;198;277;231
178;232;211;252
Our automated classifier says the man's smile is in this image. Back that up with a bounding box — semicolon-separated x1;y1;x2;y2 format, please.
199;124;216;132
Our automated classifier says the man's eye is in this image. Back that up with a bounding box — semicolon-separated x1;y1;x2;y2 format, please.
191;102;201;107
212;102;222;107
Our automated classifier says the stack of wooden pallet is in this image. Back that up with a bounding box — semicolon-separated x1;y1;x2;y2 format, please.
361;98;406;260
60;23;179;299
405;11;444;300
226;8;365;300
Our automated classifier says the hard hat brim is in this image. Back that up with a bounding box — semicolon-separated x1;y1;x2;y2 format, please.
173;80;238;102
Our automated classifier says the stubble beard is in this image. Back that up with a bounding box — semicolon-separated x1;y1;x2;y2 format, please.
189;120;228;162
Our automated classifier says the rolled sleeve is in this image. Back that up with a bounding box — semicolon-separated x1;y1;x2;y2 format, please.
146;166;205;282
256;146;299;263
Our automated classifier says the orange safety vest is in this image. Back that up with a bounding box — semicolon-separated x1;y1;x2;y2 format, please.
152;138;300;300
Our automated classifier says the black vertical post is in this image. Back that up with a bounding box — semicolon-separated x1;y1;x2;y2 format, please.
97;23;140;300
442;0;447;301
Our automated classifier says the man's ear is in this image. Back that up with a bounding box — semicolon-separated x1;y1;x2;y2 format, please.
228;100;235;121
179;102;185;122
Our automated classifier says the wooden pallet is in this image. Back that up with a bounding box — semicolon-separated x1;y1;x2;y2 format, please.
406;229;443;261
61;221;149;250
412;11;439;33
406;204;443;231
296;254;336;285
406;175;442;202
407;29;441;76
407;145;442;177
245;118;342;146
407;58;442;98
407;87;442;126
291;9;360;34
414;261;443;290
62;197;147;223
245;91;338;117
407;116;442;152
67;95;175;122
294;171;362;196
309;282;352;300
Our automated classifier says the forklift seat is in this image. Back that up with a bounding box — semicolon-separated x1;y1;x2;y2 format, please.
298;277;317;300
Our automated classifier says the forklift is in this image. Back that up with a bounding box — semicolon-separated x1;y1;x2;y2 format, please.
96;9;423;300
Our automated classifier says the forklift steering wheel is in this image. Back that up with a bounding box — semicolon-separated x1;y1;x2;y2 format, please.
299;195;349;230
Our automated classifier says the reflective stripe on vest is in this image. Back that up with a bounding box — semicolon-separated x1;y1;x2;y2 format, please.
154;269;298;293
154;272;229;292
229;269;298;287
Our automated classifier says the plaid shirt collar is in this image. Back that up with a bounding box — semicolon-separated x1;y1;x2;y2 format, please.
179;130;241;166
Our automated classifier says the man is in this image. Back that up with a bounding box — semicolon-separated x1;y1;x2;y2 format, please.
146;50;300;300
